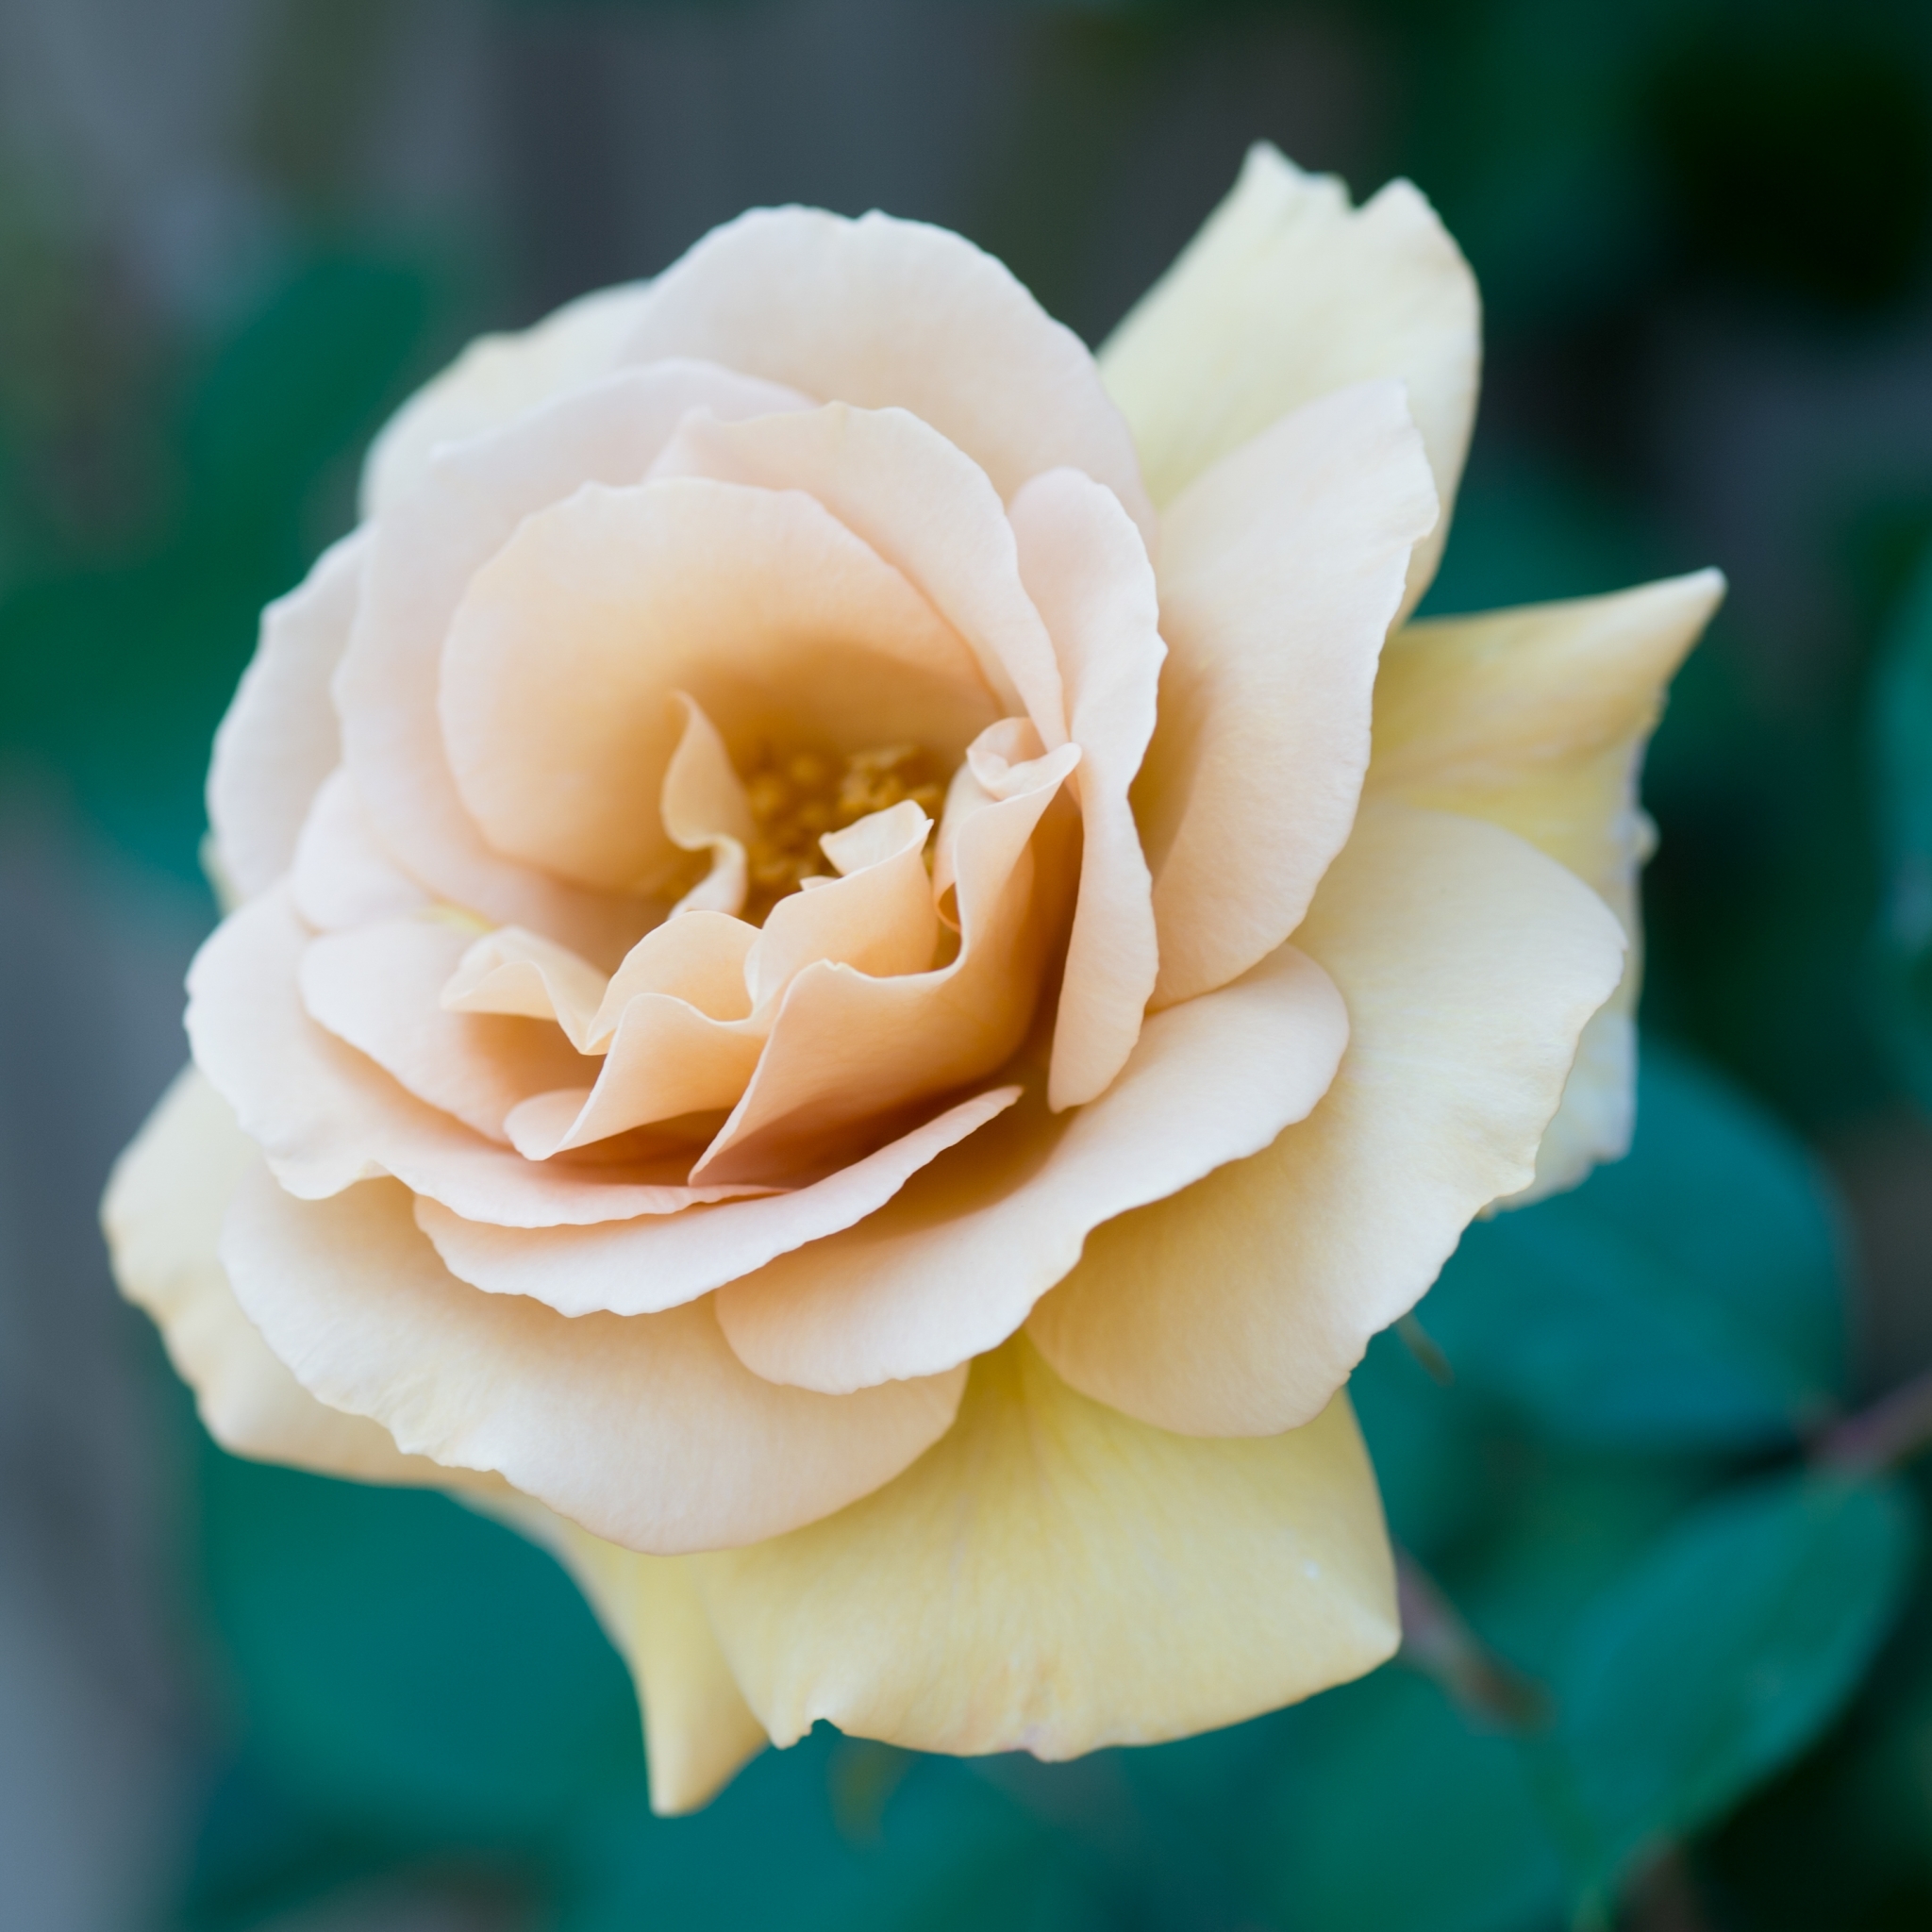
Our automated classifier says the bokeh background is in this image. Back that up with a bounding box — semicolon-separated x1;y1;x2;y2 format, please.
6;1;1932;1926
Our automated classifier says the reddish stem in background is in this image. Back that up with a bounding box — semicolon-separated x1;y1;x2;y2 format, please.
1394;1548;1550;1732
1816;1359;1932;1473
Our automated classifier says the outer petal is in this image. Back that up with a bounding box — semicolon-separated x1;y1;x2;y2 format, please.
1136;382;1438;1008
1026;804;1626;1437
339;363;811;962
189;891;766;1224
482;1497;767;1816
290;769;429;931
417;1087;1021;1319
691;1341;1396;1759
101;1065;449;1485
1368;570;1723;1198
207;530;367;901
360;281;655;519
1100;142;1477;612
1008;469;1164;1108
713;943;1346;1392
219;1167;971;1556
621;206;1154;541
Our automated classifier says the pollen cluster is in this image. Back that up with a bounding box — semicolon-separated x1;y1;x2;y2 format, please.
740;743;948;921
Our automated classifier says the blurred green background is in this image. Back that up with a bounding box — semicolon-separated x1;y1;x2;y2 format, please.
6;0;1932;1926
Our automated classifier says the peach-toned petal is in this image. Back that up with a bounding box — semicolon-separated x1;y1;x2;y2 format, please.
1368;570;1722;1201
340;363;811;962
360;280;655;519
1100;142;1478;613
207;529;367;901
442;924;611;1049
690;734;1081;1185
1008;468;1163;1108
652;404;1065;739
189;891;762;1224
622;206;1154;541
1135;382;1438;1008
744;801;939;1012
659;693;754;917
289;768;428;931
1026;804;1626;1436
300;917;588;1142
419;1086;1021;1318
492;1498;766;1814
219;1167;970;1555
691;1341;1394;1758
102;1066;456;1486
439;475;994;896
714;943;1345;1391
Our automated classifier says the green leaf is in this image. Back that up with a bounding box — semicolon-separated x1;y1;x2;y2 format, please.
1421;1041;1848;1449
1256;1666;1566;1932
1540;1470;1919;1897
1872;541;1932;1111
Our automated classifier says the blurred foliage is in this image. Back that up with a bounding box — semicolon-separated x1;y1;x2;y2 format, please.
6;0;1932;1927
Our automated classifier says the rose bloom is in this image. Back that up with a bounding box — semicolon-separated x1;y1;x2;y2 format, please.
105;145;1719;1813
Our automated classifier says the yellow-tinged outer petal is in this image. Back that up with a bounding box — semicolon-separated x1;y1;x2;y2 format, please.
102;1066;457;1486
690;1339;1396;1760
1027;803;1626;1437
1100;142;1478;614
1368;569;1723;1200
489;1497;767;1816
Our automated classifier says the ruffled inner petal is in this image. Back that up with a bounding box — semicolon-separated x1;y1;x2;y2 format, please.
417;1085;1021;1319
189;891;767;1224
301;916;591;1142
218;1163;970;1556
713;942;1346;1392
689;725;1081;1187
439;474;995;896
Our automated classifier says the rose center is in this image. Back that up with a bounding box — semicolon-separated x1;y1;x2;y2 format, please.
738;742;949;922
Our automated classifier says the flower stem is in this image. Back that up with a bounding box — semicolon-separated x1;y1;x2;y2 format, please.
1395;1548;1550;1731
1816;1359;1932;1473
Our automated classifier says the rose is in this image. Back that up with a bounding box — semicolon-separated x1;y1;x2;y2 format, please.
104;143;1719;1814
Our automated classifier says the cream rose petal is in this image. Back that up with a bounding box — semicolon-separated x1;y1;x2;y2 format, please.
491;1496;767;1816
102;1066;456;1485
621;206;1155;542
712;942;1347;1392
1368;569;1724;1199
1099;141;1477;613
1027;803;1627;1437
360;280;657;519
289;768;429;931
218;1165;970;1555
651;403;1067;739
1008;468;1164;1109
1136;380;1439;1008
417;1086;1022;1319
690;1341;1395;1758
190;891;765;1224
299;917;589;1142
207;529;368;902
439;475;993;897
339;362;813;962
